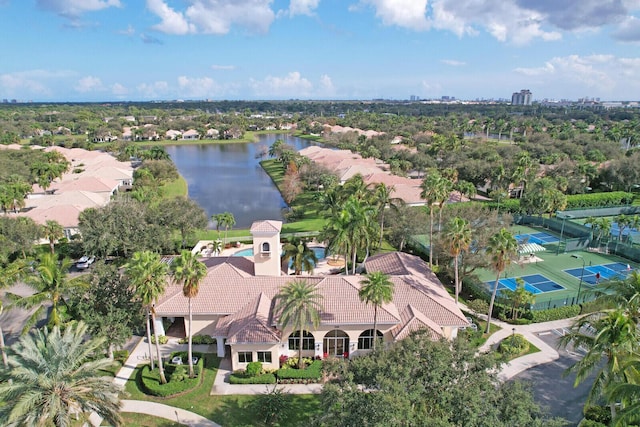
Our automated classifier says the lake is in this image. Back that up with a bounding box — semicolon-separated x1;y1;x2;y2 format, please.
165;134;314;228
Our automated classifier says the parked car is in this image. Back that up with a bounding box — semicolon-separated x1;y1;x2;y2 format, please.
76;256;95;270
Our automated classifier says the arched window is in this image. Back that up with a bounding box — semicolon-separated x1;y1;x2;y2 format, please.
261;242;270;253
288;330;314;350
358;329;383;350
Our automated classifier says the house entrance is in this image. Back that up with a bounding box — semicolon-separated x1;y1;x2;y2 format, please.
323;329;349;357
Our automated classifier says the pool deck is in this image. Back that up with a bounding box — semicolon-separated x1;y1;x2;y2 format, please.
194;241;342;275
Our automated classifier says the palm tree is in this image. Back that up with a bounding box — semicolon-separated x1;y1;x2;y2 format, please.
0;322;123;427
7;253;87;334
485;228;518;333
559;309;640;417
420;170;442;267
41;219;64;254
445;217;472;303
373;182;397;248
359;271;394;351
219;212;236;245
275;280;323;368
125;250;169;383
170;250;207;378
282;237;317;275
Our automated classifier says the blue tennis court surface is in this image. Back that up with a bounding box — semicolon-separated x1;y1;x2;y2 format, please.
564;262;633;285
516;232;559;245
486;273;565;295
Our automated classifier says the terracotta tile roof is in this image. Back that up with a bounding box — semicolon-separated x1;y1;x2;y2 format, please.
392;305;443;341
250;220;282;233
215;293;281;344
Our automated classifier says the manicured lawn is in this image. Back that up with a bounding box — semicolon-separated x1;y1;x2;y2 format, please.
125;355;321;427
160;175;188;198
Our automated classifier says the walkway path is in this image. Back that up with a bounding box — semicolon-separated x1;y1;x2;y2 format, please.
89;307;580;425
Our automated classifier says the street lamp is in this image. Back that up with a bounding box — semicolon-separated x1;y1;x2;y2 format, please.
571;254;585;304
556;212;574;255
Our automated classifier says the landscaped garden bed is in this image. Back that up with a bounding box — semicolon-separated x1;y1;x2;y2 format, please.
229;357;323;385
138;352;205;397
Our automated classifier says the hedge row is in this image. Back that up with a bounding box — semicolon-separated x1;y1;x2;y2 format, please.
178;335;216;345
229;372;277;384
276;360;323;380
485;191;634;213
531;305;581;322
139;352;204;397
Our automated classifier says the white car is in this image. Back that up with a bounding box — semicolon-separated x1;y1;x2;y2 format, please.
76;256;95;270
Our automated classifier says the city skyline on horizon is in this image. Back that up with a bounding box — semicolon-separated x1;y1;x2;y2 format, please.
1;1;639;103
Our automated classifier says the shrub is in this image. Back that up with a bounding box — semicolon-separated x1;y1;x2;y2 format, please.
246;361;263;377
250;386;291;425
531;305;581;323
498;333;530;357
150;334;168;344
583;405;611;425
277;360;323;382
466;298;489;314
139;361;202;397
284;357;314;368
178;335;216;345
229;371;276;384
113;350;129;364
171;365;189;382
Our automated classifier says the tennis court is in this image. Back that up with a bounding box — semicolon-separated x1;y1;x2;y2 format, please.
515;231;559;245
486;273;565;295
564;262;633;285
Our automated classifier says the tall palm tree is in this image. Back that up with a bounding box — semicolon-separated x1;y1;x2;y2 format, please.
170;250;207;378
359;271;394;351
275;280;323;368
41;219;64;254
420;170;447;267
7;253;87;334
559;309;640;418
485;228;518;333
219;212;236;245
282;237;317;275
0;322;122;427
373;182;397;248
445;217;472;303
125;250;169;383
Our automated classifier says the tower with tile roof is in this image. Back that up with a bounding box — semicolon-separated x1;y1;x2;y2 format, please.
250;220;282;276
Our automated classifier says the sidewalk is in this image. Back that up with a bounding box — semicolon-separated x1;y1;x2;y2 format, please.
210;357;323;395
467;302;576;381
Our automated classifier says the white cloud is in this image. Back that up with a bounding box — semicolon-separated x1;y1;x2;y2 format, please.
147;0;275;35
147;0;195;35
613;16;640;42
359;0;430;31
177;76;221;97
441;59;466;66
37;0;121;18
211;64;236;70
250;71;315;97
136;81;170;99
75;76;104;93
118;24;135;36
0;71;54;96
287;0;320;16
111;83;128;96
514;54;640;95
319;74;335;95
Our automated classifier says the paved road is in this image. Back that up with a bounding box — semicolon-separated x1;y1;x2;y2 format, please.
512;329;593;427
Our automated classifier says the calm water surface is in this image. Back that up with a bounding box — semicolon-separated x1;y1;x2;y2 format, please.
165;134;314;228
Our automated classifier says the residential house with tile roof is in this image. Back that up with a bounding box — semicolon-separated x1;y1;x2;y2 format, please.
154;220;468;371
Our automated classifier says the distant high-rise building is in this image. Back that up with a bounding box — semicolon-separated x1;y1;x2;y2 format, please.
511;89;532;105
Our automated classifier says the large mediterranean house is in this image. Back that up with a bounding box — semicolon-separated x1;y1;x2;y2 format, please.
154;220;468;371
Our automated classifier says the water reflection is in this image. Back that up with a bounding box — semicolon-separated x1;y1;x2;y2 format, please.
165;134;314;228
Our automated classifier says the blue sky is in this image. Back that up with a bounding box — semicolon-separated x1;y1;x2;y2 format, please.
1;0;639;102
